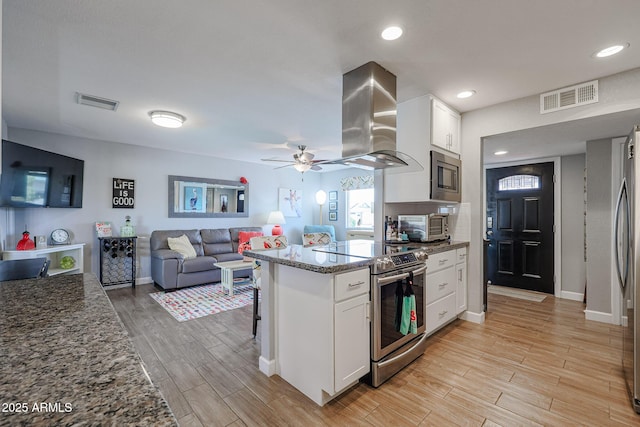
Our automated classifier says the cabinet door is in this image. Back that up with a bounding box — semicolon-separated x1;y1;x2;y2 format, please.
334;294;370;392
447;109;461;154
431;99;451;151
456;262;467;313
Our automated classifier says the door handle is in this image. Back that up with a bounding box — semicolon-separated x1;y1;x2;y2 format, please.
614;178;629;290
486;230;493;236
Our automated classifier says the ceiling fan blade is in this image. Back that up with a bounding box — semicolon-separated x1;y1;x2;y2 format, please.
273;164;294;170
311;165;322;171
261;158;295;163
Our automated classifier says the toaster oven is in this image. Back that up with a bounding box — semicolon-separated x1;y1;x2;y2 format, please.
398;214;450;242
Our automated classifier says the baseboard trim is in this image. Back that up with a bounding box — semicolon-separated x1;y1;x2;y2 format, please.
459;310;485;324
138;276;153;285
259;356;277;376
561;290;584;302
584;309;614;324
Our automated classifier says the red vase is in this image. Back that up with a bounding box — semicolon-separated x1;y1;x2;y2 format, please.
16;232;35;250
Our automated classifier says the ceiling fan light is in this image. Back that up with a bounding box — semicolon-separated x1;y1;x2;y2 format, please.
149;110;186;128
294;163;312;172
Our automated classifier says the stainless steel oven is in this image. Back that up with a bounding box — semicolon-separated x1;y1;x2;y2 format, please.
370;258;428;387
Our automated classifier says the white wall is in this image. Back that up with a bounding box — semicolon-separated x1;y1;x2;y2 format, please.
5;127;321;282
462;67;640;318
561;154;586;296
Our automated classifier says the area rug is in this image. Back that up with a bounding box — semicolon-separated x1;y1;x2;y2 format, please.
150;279;255;322
487;284;546;302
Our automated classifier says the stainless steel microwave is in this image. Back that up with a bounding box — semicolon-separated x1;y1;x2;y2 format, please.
398;214;450;243
431;151;461;202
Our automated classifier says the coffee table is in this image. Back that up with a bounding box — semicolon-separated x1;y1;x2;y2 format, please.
214;259;253;296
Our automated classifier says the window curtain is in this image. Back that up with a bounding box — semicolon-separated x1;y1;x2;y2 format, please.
340;176;374;191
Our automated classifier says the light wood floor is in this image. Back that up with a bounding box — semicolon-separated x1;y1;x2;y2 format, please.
107;284;640;426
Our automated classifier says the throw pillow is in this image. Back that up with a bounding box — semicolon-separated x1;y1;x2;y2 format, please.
238;231;264;254
167;234;197;259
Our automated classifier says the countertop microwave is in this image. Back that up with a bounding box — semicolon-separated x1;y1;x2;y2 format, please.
398;214;450;243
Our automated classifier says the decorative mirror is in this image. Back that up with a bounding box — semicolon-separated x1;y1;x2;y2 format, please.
168;175;248;218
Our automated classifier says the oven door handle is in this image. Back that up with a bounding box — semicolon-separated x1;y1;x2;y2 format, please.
376;333;428;368
377;265;427;286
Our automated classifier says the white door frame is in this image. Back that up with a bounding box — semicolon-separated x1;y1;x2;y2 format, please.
484;156;562;298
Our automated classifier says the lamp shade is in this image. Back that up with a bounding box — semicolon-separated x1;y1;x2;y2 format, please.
315;190;327;205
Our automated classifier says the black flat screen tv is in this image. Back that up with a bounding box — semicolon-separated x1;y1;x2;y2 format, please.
0;140;84;208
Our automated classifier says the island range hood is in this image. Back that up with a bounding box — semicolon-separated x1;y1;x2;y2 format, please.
324;61;418;170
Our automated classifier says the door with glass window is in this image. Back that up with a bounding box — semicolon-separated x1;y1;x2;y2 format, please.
486;162;554;294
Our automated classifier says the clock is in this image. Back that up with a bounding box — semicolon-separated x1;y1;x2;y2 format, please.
50;228;71;245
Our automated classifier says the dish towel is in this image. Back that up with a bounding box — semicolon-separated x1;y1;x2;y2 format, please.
400;272;418;335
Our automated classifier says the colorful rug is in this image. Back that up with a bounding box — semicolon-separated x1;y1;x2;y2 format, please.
150;279;255;322
487;284;546;302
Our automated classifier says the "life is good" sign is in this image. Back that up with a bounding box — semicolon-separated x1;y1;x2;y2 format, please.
112;178;135;208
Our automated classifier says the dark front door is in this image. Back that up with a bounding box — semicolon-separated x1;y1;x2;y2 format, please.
486;162;554;294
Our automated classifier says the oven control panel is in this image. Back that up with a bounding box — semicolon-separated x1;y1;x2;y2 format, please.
391;253;417;265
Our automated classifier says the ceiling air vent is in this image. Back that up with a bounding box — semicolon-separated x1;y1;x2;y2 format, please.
76;92;119;111
540;80;598;114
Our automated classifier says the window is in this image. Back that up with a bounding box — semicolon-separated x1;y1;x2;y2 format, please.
346;188;374;229
498;175;540;191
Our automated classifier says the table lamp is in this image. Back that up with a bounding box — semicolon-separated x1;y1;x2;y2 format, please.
315;190;327;225
267;211;286;235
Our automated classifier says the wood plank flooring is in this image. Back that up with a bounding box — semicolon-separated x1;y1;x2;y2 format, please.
107;284;640;426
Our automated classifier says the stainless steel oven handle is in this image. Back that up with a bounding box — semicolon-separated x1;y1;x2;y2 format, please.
376;333;428;368
376;264;427;286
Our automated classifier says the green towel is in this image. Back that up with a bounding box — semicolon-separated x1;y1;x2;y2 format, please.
399;272;417;335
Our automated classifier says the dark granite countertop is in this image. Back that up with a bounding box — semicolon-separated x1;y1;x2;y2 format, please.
244;244;373;274
0;273;176;426
244;240;469;274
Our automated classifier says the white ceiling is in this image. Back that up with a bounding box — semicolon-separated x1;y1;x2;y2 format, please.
3;0;640;167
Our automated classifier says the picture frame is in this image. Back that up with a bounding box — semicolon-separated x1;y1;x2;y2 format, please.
220;194;228;213
328;201;337;211
182;184;206;213
329;190;338;201
329;211;337;221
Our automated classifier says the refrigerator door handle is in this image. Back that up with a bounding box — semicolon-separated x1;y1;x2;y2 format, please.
615;178;630;291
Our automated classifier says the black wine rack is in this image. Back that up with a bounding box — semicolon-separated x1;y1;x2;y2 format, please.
98;237;137;287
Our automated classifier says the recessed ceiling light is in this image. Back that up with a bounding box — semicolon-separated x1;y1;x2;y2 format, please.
593;43;629;58
381;26;403;41
457;90;476;99
149;110;186;128
494;150;508;156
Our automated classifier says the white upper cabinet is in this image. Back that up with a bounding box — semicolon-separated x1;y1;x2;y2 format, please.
431;97;461;155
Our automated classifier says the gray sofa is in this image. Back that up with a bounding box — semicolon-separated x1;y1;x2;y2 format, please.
150;227;262;291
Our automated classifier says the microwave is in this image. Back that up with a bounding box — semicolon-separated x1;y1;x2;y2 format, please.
431;151;461;202
398;214;450;243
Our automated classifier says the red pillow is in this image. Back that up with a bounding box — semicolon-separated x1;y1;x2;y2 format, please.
238;231;264;254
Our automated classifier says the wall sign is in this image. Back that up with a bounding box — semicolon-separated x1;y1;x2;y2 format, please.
113;178;135;208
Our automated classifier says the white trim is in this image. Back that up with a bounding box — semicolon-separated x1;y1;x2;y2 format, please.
138;276;153;285
459;310;485;324
561;290;584;302
584;309;614;324
484;156;562;298
259;356;277;376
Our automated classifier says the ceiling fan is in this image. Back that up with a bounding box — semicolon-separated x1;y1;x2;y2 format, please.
261;145;326;173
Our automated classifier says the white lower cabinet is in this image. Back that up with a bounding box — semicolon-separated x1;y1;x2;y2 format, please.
276;266;370;406
425;246;467;334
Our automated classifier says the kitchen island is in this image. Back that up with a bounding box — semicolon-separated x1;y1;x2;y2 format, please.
0;273;176;426
243;239;469;405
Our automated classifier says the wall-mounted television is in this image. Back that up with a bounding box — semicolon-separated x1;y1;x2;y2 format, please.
0;140;84;208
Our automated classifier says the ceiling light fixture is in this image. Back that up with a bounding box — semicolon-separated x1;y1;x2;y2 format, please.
293;163;312;173
593;43;629;58
381;26;403;41
494;150;508;156
457;90;476;99
149;110;186;128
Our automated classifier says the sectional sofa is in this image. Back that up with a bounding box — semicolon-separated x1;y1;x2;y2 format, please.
150;227;263;291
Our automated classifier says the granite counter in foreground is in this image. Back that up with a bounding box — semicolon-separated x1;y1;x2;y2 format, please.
244;243;373;274
0;273;176;426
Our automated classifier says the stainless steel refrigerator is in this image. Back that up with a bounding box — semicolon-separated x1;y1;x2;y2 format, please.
615;125;640;413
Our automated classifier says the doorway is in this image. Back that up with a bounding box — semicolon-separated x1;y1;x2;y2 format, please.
486;162;555;294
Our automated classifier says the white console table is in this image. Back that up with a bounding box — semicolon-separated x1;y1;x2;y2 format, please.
2;243;85;277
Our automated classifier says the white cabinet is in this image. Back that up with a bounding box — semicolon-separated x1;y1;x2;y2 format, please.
3;244;85;276
431;97;461;155
425;246;467;334
456;247;467;313
277;266;370;406
384;94;461;203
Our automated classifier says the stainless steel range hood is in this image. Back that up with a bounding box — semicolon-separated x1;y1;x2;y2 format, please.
323;61;418;170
